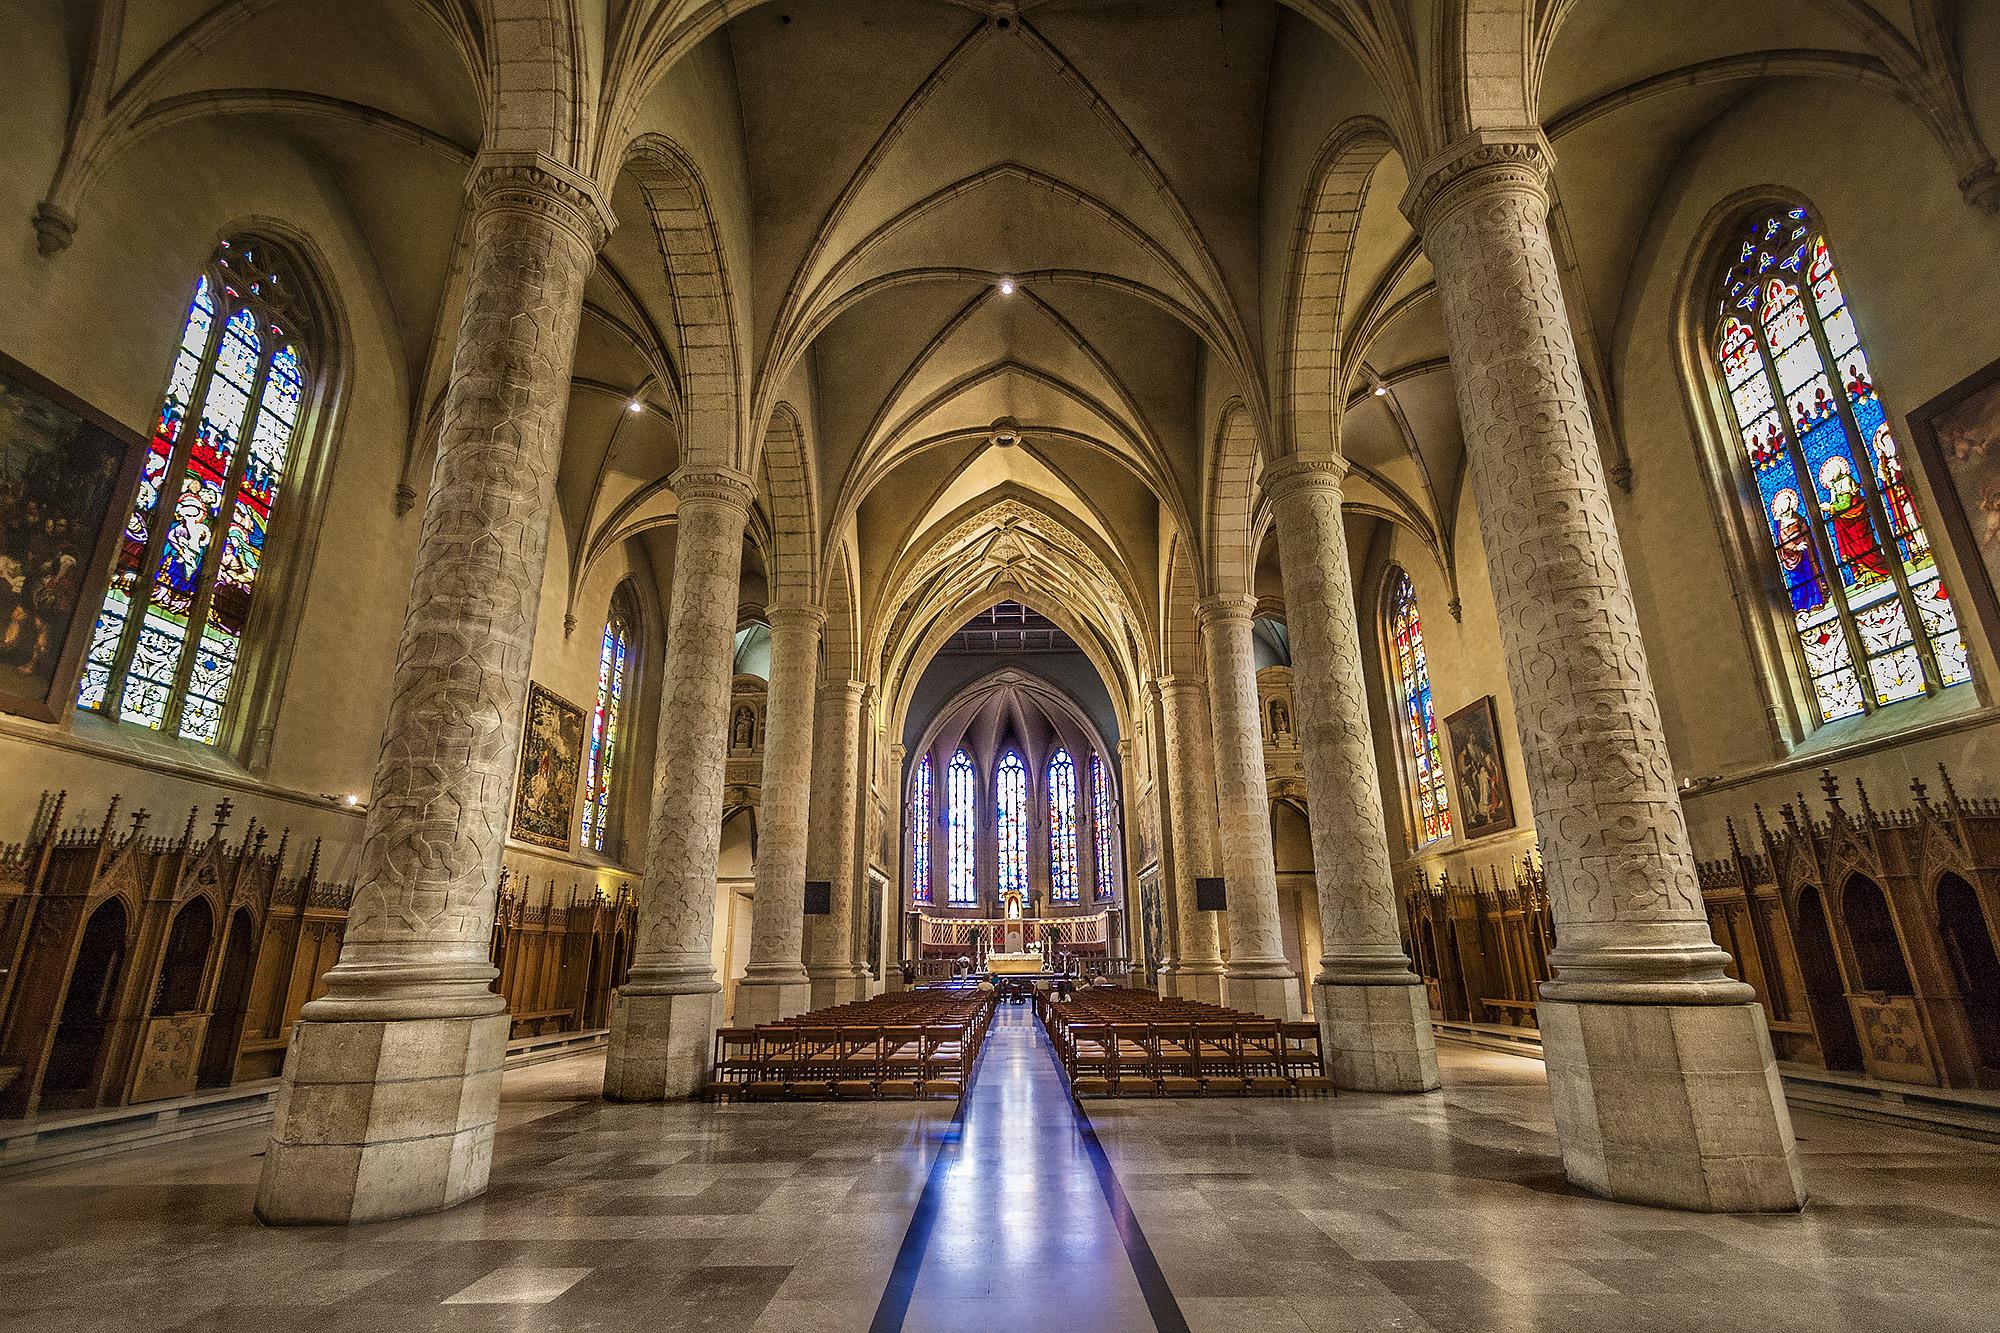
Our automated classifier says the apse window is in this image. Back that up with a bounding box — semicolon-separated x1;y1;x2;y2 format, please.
1709;205;1970;725
77;238;319;746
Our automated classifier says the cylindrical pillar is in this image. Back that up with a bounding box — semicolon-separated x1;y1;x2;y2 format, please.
1407;131;1801;1209
1157;676;1224;1003
257;155;610;1225
808;678;869;1008
602;466;755;1101
732;603;823;1026
1266;457;1440;1091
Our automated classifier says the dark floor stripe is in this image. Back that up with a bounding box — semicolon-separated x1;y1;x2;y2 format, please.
1039;1021;1193;1333
867;1035;988;1333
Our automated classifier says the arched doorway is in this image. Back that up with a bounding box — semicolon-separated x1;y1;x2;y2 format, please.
1842;876;1914;995
153;898;215;1016
43;899;130;1106
1936;874;2000;1076
199;909;258;1087
581;935;605;1029
1792;885;1863;1071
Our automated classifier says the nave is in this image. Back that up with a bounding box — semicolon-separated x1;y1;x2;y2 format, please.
2;1034;1994;1333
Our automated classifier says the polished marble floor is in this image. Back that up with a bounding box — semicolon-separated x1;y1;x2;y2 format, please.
2;1010;1997;1333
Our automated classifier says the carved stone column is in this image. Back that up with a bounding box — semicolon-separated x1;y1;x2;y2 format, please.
1266;458;1440;1092
1196;596;1300;1020
603;466;755;1101
808;678;870;1008
256;156;610;1226
732;603;823;1026
1156;676;1224;1004
1406;131;1802;1210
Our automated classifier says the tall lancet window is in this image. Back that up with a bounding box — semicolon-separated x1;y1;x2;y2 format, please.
79;239;314;744
1711;205;1969;723
581;586;634;853
910;754;934;905
1387;567;1450;844
947;748;976;906
996;750;1028;901
1047;748;1079;904
1090;753;1116;901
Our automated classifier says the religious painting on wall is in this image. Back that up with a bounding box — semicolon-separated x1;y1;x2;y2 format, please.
1443;696;1515;839
0;354;143;722
511;682;586;851
1910;358;2000;644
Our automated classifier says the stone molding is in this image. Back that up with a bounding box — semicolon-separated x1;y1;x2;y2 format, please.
670;465;757;513
1261;455;1348;502
1401;129;1554;236
469;152;616;253
766;602;827;634
817;677;868;704
1194;594;1258;633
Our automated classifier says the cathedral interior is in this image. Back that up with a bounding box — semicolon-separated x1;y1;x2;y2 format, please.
3;1;2000;1329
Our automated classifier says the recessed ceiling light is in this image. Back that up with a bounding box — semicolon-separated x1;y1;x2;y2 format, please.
1373;382;1388;397
629;399;644;413
997;277;1016;295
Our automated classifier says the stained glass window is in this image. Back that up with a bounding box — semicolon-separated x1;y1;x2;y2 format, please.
1388;568;1450;843
1090;753;1116;901
1713;206;1970;724
581;587;634;853
79;239;313;743
996;751;1027;901
947;748;976;906
1047;748;1079;904
910;754;934;905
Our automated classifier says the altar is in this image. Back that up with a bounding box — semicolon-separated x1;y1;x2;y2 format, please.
986;945;1046;976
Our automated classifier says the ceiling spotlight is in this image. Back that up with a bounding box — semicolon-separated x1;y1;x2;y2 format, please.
628;399;644;413
343;793;361;807
989;415;1022;448
997;277;1016;296
1372;381;1389;397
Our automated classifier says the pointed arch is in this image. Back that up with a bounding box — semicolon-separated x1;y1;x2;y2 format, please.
1278;117;1399;463
758;401;819;604
622;133;745;470
1206;399;1263;597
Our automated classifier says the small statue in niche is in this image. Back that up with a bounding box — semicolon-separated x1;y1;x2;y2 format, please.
731;705;756;751
1269;698;1291;738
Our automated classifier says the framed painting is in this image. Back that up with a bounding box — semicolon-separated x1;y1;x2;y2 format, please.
1909;358;2000;651
0;352;145;722
511;682;586;851
1443;696;1516;839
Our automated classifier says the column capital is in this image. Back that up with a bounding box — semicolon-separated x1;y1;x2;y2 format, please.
1263;456;1348;504
1156;672;1206;696
468;152;616;252
1400;130;1554;235
670;465;757;513
1195;593;1258;632
817;676;868;705
766;602;827;635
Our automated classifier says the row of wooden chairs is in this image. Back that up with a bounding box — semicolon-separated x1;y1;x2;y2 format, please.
1040;987;1330;1098
707;990;994;1101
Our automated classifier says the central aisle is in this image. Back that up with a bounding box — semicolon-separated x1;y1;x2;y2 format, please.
874;1004;1183;1333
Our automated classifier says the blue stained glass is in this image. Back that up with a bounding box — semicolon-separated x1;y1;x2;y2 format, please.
581;597;631;851
1388;569;1450;842
947;749;976;906
1090;753;1116;901
82;242;314;742
1713;207;1967;723
1047;749;1078;905
996;751;1027;901
910;755;933;905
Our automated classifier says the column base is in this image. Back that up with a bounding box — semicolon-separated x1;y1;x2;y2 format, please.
1538;998;1805;1212
1223;971;1302;1020
255;1012;509;1226
1167;967;1224;1005
809;970;870;1011
603;987;721;1101
733;977;813;1028
1314;980;1440;1092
